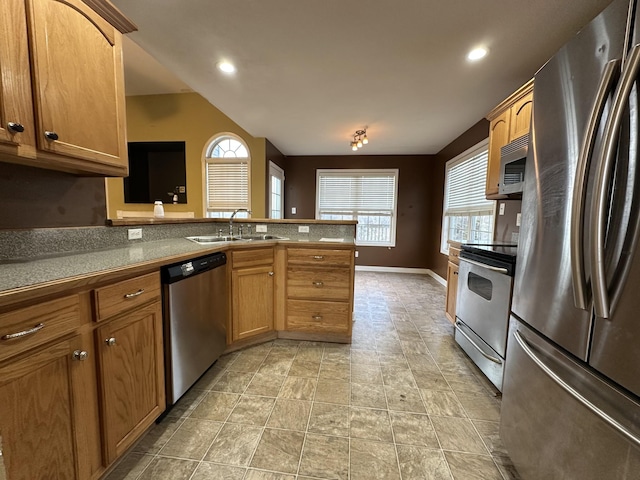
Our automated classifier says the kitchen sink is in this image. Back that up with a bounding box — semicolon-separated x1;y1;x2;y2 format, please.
186;234;287;244
186;235;248;244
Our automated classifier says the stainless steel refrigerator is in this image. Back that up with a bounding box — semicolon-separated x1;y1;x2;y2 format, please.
501;0;640;478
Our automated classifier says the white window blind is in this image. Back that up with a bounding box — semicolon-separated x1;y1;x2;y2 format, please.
444;150;493;216
206;160;249;211
204;135;251;217
441;140;495;253
316;169;398;246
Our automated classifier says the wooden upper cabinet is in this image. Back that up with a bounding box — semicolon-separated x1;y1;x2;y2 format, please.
0;0;131;176
0;0;36;155
485;80;534;199
27;0;128;174
509;92;533;140
486;110;511;198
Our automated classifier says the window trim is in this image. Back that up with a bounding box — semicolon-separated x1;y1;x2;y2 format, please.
440;138;495;254
202;132;252;218
268;161;285;219
315;168;399;247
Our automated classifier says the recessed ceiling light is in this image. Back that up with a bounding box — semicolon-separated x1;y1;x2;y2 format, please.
467;47;488;61
217;61;236;74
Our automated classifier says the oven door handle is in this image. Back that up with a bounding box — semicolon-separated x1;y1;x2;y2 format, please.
455;321;503;365
459;257;508;274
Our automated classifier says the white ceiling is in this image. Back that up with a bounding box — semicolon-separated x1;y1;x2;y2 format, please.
114;0;614;156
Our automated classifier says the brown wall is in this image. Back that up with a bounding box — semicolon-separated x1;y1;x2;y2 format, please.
494;199;522;244
429;120;490;278
0;162;106;229
283;155;437;268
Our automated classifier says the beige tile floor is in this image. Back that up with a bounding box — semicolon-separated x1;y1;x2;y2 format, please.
106;272;520;480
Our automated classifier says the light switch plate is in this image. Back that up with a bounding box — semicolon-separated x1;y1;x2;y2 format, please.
291;207;297;214
499;203;505;215
516;213;522;227
298;225;309;233
256;224;267;233
128;228;142;240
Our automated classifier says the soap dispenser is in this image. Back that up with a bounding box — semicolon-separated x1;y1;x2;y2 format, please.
153;200;165;218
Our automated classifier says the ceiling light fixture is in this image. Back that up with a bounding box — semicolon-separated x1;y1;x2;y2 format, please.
467;47;488;62
217;61;236;73
350;129;368;151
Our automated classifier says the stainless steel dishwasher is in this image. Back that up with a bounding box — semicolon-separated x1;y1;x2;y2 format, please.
162;252;227;405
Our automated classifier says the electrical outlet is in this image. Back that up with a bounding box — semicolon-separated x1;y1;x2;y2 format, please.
178;186;186;193
516;213;522;227
499;203;505;215
256;224;267;233
291;207;297;215
128;228;142;240
355;251;359;258
298;225;310;233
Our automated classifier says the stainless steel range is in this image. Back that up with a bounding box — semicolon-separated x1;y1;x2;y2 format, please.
454;243;517;391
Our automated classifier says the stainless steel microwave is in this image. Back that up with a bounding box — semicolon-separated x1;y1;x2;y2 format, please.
499;133;528;195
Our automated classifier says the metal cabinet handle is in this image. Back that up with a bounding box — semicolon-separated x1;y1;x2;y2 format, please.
453;271;459;275
124;289;145;299
73;350;89;361
312;281;324;287
455;321;502;364
105;337;117;346
268;271;274;276
7;122;25;133
311;315;323;321
44;131;59;141
312;255;324;260
1;323;45;340
570;59;620;311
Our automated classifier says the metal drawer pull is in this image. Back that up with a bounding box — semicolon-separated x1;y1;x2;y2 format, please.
268;271;274;276
124;289;145;299
455;321;502;365
311;315;323;321
312;255;324;260
44;131;59;141
7;122;25;133
1;323;45;340
312;281;324;287
105;337;117;346
73;350;89;361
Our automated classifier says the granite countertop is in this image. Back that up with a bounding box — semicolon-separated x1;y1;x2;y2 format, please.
0;236;355;303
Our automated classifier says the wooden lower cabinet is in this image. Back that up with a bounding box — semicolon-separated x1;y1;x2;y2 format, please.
0;333;101;480
96;300;165;464
284;246;354;338
445;261;459;324
231;264;275;341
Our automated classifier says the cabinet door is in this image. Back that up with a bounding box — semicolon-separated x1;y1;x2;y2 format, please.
96;302;165;464
0;337;86;480
445;261;459;324
509;91;533;140
0;0;36;152
26;0;127;173
232;265;275;341
486;110;510;198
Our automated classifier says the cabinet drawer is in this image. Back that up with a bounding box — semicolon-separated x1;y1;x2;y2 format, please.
0;295;81;362
449;245;461;266
94;272;161;321
287;248;352;267
286;299;350;333
287;268;350;301
232;248;274;269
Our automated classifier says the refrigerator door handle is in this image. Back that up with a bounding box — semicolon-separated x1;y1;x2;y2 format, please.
591;44;640;319
571;59;621;310
514;329;640;449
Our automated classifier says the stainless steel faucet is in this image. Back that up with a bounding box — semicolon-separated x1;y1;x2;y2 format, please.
229;208;251;236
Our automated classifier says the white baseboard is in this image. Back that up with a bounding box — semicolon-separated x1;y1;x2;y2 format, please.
355;265;447;286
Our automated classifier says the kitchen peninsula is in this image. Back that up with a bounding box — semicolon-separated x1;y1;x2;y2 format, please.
0;218;355;480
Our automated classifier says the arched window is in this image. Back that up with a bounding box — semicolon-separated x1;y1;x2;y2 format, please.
204;134;251;218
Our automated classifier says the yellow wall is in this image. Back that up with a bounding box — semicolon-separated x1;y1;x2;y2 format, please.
105;92;266;218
